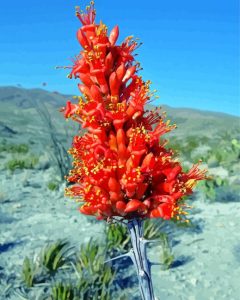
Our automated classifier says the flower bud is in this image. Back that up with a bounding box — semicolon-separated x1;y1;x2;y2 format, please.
109;25;119;45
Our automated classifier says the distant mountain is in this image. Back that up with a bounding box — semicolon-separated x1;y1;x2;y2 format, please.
0;86;239;138
159;105;240;137
0;86;69;109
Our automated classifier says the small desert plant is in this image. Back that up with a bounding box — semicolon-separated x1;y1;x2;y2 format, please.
77;278;112;300
105;223;131;255
22;257;37;288
19;238;122;299
0;190;7;203
75;238;115;299
19;231;175;299
50;282;76;300
231;138;240;152
75;238;106;274
40;240;74;273
216;183;240;203
159;233;174;270
200;131;240;168
22;256;50;289
5;155;39;171
0;141;29;154
198;176;229;201
143;219;165;240
47;181;59;191
208;148;237;167
105;219;166;257
105;219;175;274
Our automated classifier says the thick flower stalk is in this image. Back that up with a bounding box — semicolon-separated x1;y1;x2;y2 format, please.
60;2;207;299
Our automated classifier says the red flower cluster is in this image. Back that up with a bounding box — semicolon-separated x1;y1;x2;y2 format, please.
61;2;206;221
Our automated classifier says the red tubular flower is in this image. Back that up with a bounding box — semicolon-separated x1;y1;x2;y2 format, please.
61;2;207;222
60;100;79;118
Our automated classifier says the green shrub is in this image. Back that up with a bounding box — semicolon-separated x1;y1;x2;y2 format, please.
75;238;115;300
0;141;29;154
18;223;176;300
47;181;59;191
40;240;74;273
143;219;164;240
19;238;119;299
5;155;39;171
22;257;36;288
216;185;240;202
203;132;240;168
51;282;77;300
167;136;204;160
105;223;131;255
21;256;47;290
105;219;174;271
105;219;165;258
197;176;229;201
159;234;174;270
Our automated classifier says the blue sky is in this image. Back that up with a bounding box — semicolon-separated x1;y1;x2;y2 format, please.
0;0;239;116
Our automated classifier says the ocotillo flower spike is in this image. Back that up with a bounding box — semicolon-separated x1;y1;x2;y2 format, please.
60;2;207;299
61;1;207;223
